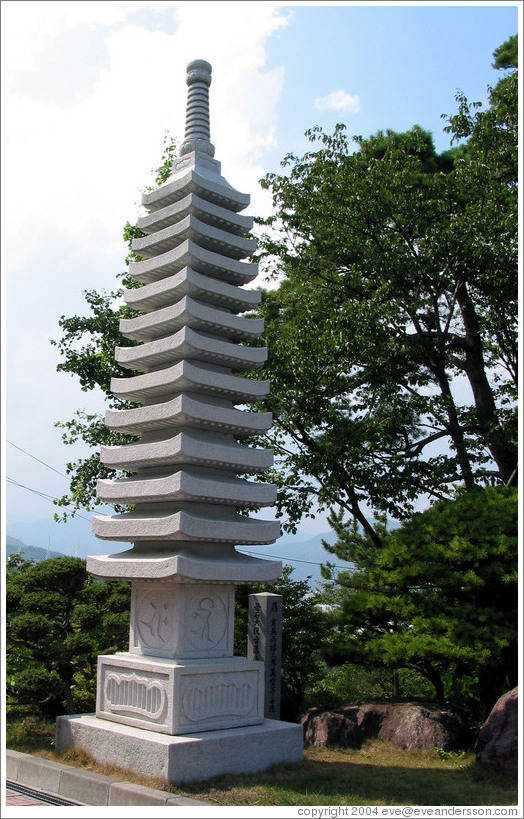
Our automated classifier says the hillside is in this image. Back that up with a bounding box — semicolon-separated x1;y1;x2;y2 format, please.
6;514;103;558
6;516;367;588
237;529;354;588
5;526;345;588
5;535;68;564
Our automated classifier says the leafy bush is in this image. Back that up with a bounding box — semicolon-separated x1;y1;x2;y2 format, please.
6;556;130;717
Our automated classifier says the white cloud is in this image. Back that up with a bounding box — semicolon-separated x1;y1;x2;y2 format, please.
315;89;360;114
2;1;290;522
3;2;289;267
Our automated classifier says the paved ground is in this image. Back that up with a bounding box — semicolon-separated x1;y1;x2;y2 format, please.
5;787;49;807
5;750;207;807
5;781;82;806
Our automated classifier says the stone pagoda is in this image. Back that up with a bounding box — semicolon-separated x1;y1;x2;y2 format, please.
56;59;303;784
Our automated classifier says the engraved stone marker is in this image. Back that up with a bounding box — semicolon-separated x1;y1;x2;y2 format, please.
248;593;283;720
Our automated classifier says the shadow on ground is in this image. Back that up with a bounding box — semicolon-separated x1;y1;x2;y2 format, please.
181;755;517;807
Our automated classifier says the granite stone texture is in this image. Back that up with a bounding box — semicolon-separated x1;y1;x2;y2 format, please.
56;715;303;784
88;59;281;583
96;652;265;735
58;58;303;783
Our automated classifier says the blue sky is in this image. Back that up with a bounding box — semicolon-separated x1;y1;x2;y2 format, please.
1;1;520;552
263;3;518;161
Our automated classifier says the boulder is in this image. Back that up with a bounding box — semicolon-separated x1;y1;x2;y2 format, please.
376;702;465;751
302;701;466;751
475;687;518;776
302;705;363;748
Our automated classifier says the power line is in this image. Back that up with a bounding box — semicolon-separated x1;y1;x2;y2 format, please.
237;548;353;572
6;440;350;571
6;476;58;502
7;474;347;571
6;439;68;478
5;476;91;522
7;477;348;571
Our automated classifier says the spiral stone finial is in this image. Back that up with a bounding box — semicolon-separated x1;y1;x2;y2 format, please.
180;59;215;157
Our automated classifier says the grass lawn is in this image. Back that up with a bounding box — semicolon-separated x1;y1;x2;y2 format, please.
6;716;517;807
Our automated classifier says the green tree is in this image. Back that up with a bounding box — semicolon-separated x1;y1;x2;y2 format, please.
492;33;518;69
50;46;517;535
252;41;517;542
6;556;130;717
320;487;517;721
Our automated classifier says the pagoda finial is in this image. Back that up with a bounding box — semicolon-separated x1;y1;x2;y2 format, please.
180;59;215;158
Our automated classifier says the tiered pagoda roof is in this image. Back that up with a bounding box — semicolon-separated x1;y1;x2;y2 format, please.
88;60;281;584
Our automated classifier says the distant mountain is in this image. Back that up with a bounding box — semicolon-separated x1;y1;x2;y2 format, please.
6;513;108;559
238;529;354;589
5;534;67;564
5;518;344;587
6;515;396;588
238;518;400;588
4;528;340;591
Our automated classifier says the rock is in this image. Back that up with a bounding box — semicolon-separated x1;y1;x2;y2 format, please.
475;687;518;776
301;701;466;751
377;702;465;751
302;705;363;748
355;701;390;739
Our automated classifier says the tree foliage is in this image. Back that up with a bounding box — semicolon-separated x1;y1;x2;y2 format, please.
51;46;517;537
319;486;518;720
6;556;130;717
492;33;518;69
46;42;518;728
252;43;517;542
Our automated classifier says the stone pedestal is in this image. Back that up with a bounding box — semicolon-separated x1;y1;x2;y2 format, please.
56;715;304;785
129;582;235;659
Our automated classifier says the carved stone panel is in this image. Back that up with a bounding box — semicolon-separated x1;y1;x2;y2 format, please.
182;586;232;658
129;582;234;659
97;656;170;730
135;588;177;654
96;653;264;735
181;671;258;723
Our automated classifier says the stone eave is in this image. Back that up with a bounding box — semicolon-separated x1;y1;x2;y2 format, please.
87;546;282;584
110;359;270;404
104;394;272;437
129;239;257;286
115;327;266;373
119;296;264;342
137;192;253;237
123;268;261;314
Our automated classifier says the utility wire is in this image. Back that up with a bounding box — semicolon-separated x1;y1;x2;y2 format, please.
7;442;350;571
6;476;91;522
7;440;68;478
6;477;58;502
237;548;353;572
7;481;346;570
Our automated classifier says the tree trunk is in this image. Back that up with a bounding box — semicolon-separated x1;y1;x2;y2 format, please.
456;283;517;484
432;358;476;490
393;669;400;698
423;666;445;704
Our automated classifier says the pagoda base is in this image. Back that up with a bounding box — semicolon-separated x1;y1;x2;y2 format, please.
96;653;264;735
55;714;304;784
